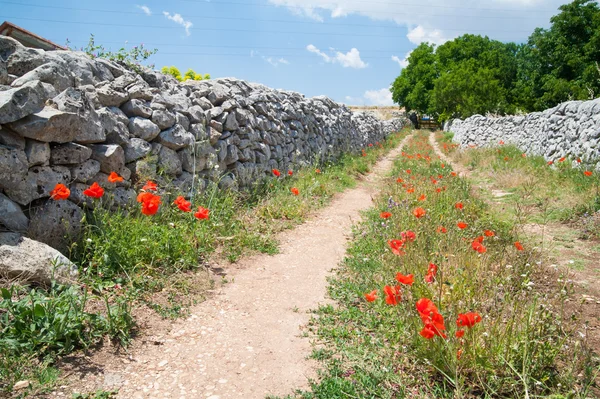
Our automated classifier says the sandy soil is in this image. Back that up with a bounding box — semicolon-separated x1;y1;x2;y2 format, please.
51;135;413;399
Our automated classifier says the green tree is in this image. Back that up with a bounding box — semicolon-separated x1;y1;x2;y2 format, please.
390;43;437;115
520;0;600;110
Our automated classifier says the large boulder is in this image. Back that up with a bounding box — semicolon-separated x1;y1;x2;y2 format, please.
0;233;78;285
0;145;28;189
90;144;125;174
8;107;81;143
128;117;160;141
0;80;46;124
28;199;83;255
3;165;70;205
157;124;194;150
11;61;74;93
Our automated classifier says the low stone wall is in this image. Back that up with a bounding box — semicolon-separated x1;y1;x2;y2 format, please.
445;98;600;168
0;35;408;254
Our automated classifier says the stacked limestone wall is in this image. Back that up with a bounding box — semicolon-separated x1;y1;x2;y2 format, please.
0;36;408;254
445;98;600;168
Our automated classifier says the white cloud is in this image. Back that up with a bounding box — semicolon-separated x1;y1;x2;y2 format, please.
306;44;367;69
163;11;193;36
264;57;290;66
407;25;450;46
268;0;566;44
136;5;151;16
364;88;394;106
391;53;410;69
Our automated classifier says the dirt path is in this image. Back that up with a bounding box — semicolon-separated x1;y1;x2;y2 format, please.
56;135;413;399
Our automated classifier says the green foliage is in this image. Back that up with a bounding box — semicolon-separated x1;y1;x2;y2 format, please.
391;0;600;120
66;34;157;73
161;66;210;82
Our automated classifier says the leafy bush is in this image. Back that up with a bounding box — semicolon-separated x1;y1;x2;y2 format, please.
66;34;157;72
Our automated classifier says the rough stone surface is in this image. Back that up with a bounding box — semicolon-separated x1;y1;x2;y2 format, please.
128;117;160;141
28;199;83;255
51;87;105;144
446;97;600;169
3;165;70;205
24;139;50;167
50;143;92;165
0;235;78;285
8;107;81;143
0;145;28;189
157;124;195;150
158;146;182;176
70;159;101;183
0;80;46;124
151;109;176;130
90;144;125;174
0;192;28;232
124;138;152;163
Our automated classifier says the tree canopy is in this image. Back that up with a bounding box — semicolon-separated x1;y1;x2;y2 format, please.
391;0;600;121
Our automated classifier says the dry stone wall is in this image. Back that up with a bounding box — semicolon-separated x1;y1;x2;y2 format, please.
445;98;600;168
0;35;408;254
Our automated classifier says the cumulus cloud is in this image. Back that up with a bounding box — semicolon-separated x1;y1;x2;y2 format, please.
364;88;394;106
136;5;152;16
163;11;193;36
268;0;567;44
407;25;450;46
306;44;367;69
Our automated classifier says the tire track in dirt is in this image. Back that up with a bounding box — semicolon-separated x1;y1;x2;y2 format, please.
57;134;414;399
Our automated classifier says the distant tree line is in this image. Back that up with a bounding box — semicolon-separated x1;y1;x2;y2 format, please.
391;0;600;121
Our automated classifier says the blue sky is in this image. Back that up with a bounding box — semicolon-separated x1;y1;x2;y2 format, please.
0;0;571;105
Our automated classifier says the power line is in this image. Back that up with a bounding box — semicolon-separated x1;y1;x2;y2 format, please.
0;1;550;23
46;0;561;14
0;15;535;35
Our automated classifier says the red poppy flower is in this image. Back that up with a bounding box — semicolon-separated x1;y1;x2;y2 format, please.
424;263;438;283
406;169;411;174
364;290;377;302
436;188;442;193
384;285;401;305
173;195;192;212
547;160;554;165
316;169;321;174
50;183;70;200
456;330;465;338
395;273;414;286
368;143;373;147
484;230;495;237
407;187;415;194
441;163;445;168
291;187;299;196
455;202;464;210
138;193;161;215
522;153;527;158
584;171;593;176
142;181;158;191
559;157;566;162
419;326;435;339
418;194;427;201
396;178;404;183
272;169;281;177
362;150;366;157
577;158;582;163
194;206;210;220
107;171;124;183
457;222;468;229
437;226;447;233
413;207;426;219
504;156;509;161
514;241;524;251
388;239;405;256
456;312;482;328
499;140;505;145
380;212;392;219
288;170;293;176
401;230;416;242
416;298;438;316
451;172;457;177
83;182;104;198
471;240;487;254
